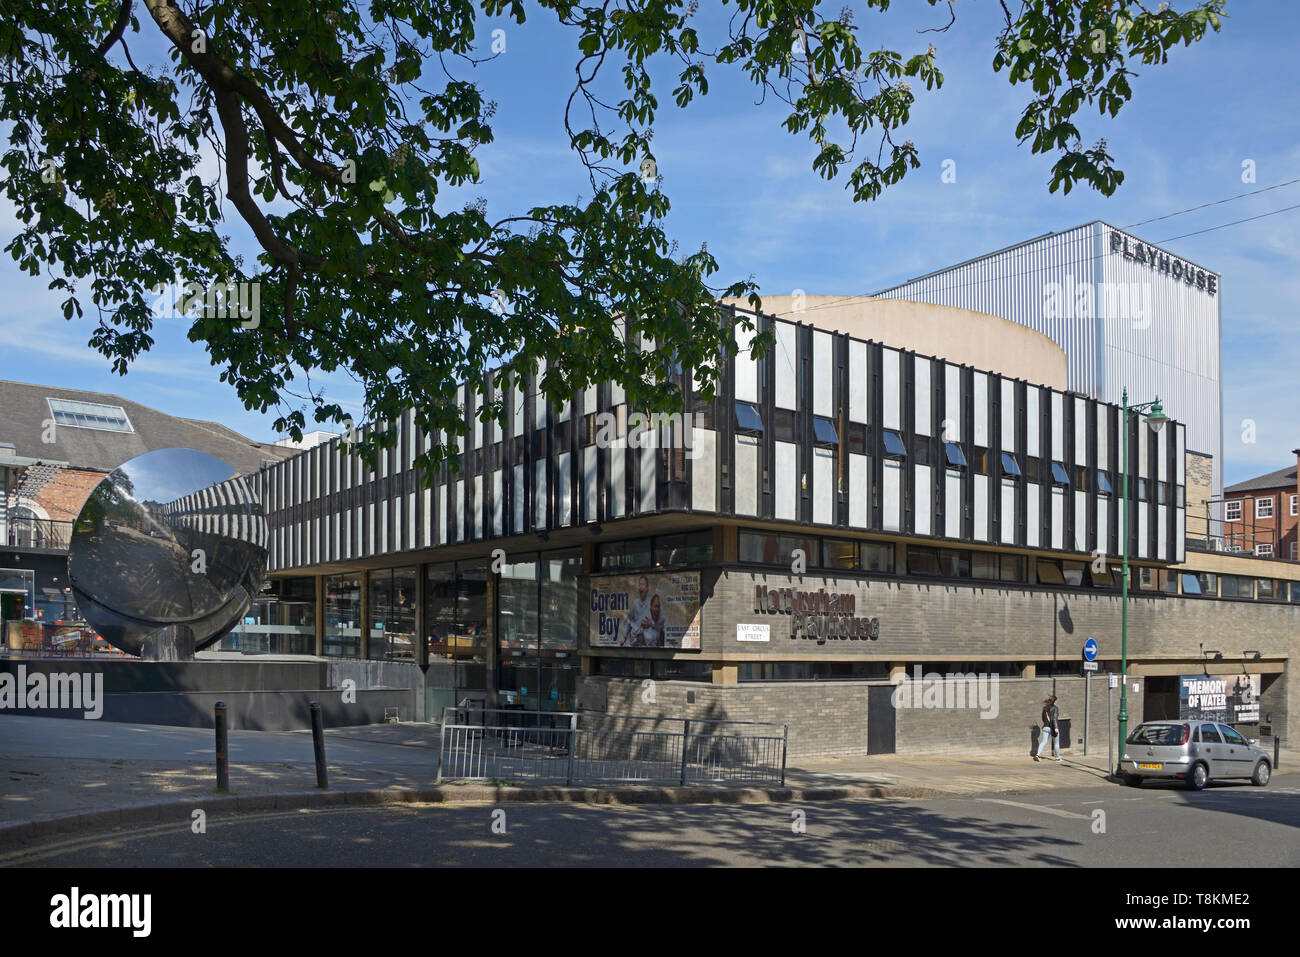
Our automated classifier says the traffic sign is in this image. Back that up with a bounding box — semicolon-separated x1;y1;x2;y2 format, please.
1082;637;1099;661
1083;660;1099;672
1108;674;1120;689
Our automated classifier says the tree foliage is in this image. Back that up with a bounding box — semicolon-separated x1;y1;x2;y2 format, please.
0;0;1224;471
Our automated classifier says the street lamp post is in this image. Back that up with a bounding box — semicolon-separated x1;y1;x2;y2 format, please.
1116;388;1167;775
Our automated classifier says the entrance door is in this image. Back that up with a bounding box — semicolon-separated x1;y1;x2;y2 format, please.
867;685;896;755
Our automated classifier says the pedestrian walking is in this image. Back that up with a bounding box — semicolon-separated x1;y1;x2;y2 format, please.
1034;695;1062;762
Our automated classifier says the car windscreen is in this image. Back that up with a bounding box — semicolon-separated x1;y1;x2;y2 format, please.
1127;724;1184;745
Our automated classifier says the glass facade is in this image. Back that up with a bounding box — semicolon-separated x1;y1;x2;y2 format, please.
324;573;362;657
424;562;487;661
369;566;417;660
499;548;581;712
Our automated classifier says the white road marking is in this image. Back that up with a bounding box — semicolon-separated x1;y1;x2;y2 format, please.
977;798;1092;820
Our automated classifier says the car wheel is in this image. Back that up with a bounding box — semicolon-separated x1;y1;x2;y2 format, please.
1122;773;1143;787
1186;762;1209;791
1251;760;1271;787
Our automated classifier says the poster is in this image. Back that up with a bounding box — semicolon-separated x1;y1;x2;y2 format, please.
1179;673;1260;725
590;571;701;649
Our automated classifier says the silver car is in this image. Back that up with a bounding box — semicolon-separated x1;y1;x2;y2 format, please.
1120;720;1272;790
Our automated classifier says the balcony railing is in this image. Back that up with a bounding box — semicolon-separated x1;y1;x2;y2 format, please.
4;518;74;551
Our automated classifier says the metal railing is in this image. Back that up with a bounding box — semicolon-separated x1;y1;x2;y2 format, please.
5;518;73;550
435;707;787;786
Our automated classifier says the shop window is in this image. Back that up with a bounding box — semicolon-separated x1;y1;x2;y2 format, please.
540;549;582;650
1000;452;1022;478
324;573;362;657
1096;470;1113;494
368;566;418;661
813;416;839;446
944;442;967;468
882;429;907;457
735;402;763;433
860;542;895;574
1050;461;1070;486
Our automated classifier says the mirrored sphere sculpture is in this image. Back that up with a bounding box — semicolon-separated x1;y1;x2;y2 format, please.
67;448;268;660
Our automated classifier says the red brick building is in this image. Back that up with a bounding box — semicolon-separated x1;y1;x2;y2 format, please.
1222;449;1300;561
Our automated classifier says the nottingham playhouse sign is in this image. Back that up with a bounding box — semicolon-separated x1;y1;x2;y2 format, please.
1109;230;1218;295
753;585;879;644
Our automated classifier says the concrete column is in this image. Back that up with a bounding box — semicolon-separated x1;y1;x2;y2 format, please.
712;664;738;685
889;663;908;682
1022;663;1037;678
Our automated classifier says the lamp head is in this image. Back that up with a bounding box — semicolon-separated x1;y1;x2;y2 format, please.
1146;398;1167;435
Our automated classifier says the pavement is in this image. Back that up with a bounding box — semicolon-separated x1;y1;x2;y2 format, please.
2;714;1295;842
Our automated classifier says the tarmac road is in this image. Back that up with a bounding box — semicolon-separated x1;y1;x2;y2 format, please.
4;776;1297;868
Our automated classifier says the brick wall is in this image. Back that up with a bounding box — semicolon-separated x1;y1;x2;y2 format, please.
27;467;105;521
576;674;1146;760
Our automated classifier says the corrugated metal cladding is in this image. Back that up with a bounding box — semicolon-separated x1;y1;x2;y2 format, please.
255;307;1186;575
874;220;1222;496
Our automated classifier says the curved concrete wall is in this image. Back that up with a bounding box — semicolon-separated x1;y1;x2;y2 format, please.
729;295;1069;390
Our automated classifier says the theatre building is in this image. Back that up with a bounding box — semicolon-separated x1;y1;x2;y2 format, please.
252;299;1299;759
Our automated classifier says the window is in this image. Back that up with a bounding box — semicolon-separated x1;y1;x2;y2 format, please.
821;537;857;569
1292;542;1298;561
1257;578;1277;599
1050;461;1070;485
970;447;989;474
1000;554;1027;582
1035;560;1065;585
907;546;941;577
813;416;839;446
971;552;999;580
944;442;967;468
1291;494;1298;517
882;430;907;457
1180;573;1202;595
598;538;653;570
1220;725;1248;746
1095;471;1112;494
1256;497;1274;520
1062;561;1086;587
860;542;895;574
911;433;930;466
1000;452;1022;477
735;402;763;433
1291;581;1300;603
1256;543;1274;557
738;530;817;566
1225;500;1242;522
652;531;712;567
1199;724;1223;744
1220;575;1252;599
46;397;134;433
1025;457;1040;482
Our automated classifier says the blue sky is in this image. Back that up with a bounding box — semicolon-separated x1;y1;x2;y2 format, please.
0;2;1296;485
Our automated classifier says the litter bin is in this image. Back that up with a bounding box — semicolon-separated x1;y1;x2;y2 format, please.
1058;717;1072;751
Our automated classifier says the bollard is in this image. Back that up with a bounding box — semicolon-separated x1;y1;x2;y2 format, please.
214;700;229;792
1275;736;1281;772
311;701;329;789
